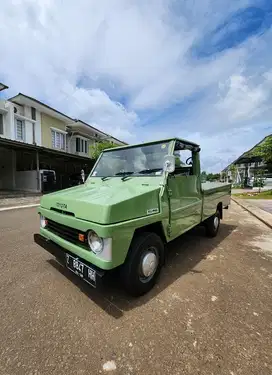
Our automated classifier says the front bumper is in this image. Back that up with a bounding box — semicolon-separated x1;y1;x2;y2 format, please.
34;233;105;288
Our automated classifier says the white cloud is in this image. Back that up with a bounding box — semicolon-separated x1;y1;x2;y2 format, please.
216;73;271;121
55;83;138;141
0;0;271;170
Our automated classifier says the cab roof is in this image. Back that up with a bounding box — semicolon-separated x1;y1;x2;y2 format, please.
103;137;200;152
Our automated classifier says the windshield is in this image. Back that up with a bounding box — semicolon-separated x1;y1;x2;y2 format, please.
91;141;171;178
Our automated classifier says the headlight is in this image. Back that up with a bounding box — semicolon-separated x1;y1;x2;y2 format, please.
87;231;103;254
40;215;48;228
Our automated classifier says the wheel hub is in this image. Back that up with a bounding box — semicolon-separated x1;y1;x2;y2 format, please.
141;252;158;278
214;216;219;229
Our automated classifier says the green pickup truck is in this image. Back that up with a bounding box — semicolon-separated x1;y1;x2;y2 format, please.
34;138;231;296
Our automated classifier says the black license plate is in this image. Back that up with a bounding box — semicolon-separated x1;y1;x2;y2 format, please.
65;253;96;287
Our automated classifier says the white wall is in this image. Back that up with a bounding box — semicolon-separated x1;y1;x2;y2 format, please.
0;103;8;138
7;102;15;139
35;109;42;146
0;102;42;146
23;105;42;146
13;103;24;116
15;170;39;192
0;101;13;139
69;136;76;154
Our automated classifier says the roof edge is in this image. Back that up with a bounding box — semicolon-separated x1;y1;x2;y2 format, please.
221;133;272;171
9;93;127;145
9;93;74;121
0;82;9;92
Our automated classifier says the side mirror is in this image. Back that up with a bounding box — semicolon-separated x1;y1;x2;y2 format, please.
163;155;175;173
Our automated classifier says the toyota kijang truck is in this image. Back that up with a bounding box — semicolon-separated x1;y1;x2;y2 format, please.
34;138;231;297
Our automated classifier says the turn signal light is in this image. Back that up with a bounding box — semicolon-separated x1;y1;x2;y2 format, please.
78;233;85;242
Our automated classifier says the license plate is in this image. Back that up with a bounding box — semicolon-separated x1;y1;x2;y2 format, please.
65;253;96;287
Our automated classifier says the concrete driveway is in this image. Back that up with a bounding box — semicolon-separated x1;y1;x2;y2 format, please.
0;203;271;375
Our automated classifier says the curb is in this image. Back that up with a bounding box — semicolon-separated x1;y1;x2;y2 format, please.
231;197;272;229
0;204;40;212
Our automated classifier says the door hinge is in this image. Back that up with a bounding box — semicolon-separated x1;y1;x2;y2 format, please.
167;224;172;236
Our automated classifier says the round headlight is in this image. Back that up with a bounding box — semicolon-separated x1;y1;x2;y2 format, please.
40;215;47;228
87;231;103;254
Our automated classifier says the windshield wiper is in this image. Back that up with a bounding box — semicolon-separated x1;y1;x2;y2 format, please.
138;168;163;174
115;171;135;181
101;176;110;181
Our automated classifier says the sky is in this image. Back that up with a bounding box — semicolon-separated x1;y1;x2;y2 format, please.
0;0;272;172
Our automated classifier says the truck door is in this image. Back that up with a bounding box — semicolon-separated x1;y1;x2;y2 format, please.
167;147;202;239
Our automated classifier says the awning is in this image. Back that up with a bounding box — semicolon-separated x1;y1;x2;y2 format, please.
0;137;94;162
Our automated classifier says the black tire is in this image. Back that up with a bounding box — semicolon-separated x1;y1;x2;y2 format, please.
120;232;164;297
205;210;220;238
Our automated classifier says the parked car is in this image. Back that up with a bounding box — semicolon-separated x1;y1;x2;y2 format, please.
34;138;231;297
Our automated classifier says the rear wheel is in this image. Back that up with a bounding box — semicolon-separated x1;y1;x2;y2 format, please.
120;232;164;297
205;210;220;237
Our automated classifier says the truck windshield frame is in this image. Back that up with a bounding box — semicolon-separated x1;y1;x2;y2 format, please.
90;141;171;178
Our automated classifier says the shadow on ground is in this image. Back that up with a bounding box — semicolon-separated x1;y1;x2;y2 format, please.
48;223;236;319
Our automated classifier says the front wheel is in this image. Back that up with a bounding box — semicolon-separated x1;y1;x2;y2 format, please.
120;232;164;297
205;210;220;237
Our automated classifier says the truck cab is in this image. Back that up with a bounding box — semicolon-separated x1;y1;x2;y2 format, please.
34;138;231;296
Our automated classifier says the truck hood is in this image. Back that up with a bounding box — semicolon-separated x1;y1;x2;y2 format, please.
40;178;162;224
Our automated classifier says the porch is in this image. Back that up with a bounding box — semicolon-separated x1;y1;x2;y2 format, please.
0;138;95;194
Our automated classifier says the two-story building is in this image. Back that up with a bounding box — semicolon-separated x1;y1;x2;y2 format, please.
0;89;126;193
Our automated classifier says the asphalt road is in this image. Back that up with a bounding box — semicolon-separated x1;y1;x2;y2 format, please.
0;203;271;375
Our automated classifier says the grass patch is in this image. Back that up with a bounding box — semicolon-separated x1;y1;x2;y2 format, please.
232;190;272;199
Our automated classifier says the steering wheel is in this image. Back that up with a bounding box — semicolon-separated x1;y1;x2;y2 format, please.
186;157;193;165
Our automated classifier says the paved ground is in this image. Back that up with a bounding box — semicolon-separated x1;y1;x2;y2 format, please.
0;203;271;375
243;199;272;214
0;196;41;208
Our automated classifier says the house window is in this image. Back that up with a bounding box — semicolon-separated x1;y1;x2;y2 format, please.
75;137;88;153
32;123;36;144
0;114;3;135
31;107;36;120
16;119;25;141
76;137;80;152
51;129;65;150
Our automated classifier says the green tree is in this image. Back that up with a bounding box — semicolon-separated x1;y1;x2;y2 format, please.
201;171;207;182
207;173;220;182
220;172;227;182
254;169;266;193
90;141;118;160
254;135;272;166
206;173;213;181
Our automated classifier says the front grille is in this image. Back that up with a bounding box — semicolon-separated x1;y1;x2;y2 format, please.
50;207;75;216
46;219;86;246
